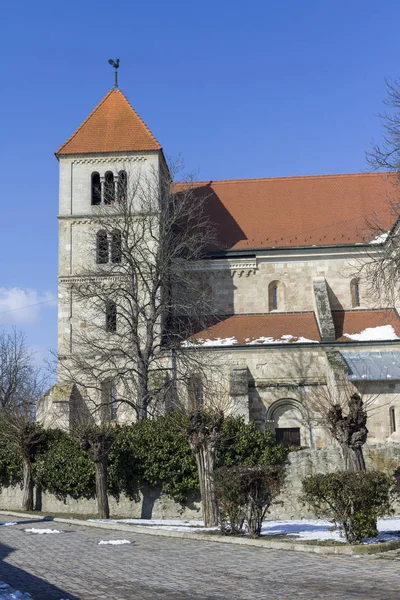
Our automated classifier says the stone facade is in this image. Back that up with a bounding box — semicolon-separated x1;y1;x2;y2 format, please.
38;88;400;454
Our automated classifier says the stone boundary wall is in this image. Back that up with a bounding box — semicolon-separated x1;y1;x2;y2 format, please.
0;444;399;520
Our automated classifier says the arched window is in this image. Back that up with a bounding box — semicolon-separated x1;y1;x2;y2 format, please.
117;170;127;204
390;407;396;434
111;230;122;264
110;384;118;421
187;374;204;412
96;230;108;264
268;280;281;311
105;300;117;332
350;278;361;308
104;171;115;205
91;172;101;205
100;380;117;422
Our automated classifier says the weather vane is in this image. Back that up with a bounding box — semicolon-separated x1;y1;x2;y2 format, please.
108;58;120;89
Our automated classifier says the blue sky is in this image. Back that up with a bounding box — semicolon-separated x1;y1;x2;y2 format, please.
1;0;400;365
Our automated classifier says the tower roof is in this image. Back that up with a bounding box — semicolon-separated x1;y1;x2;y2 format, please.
56;89;161;156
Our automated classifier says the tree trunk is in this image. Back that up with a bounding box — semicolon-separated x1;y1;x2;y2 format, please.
22;457;34;511
342;444;366;472
95;457;110;519
194;444;219;527
137;361;149;420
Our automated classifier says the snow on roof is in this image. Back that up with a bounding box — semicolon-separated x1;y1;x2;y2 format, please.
369;232;389;245
343;325;399;342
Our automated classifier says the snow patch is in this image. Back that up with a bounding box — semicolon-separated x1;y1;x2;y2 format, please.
24;528;61;534
0;581;32;599
98;539;131;545
0;523;16;527
343;325;399;341
90;517;400;544
370;232;389;244
184;334;318;347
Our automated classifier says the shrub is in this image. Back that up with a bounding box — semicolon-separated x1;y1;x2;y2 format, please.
0;437;22;486
219;417;289;467
109;415;199;504
214;464;286;537
34;430;95;499
302;471;394;544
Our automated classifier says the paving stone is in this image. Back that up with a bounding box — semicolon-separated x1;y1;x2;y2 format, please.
0;520;398;599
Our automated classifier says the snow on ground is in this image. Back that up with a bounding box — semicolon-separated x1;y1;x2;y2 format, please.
89;517;400;543
98;540;131;545
260;518;400;544
0;581;32;599
24;528;61;534
0;523;16;527
344;325;399;342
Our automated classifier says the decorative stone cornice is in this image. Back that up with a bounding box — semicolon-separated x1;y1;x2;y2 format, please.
189;259;257;275
71;156;147;165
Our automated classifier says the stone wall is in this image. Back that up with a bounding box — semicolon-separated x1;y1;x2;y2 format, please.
1;445;398;520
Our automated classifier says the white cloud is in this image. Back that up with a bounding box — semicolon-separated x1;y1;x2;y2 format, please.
0;288;56;325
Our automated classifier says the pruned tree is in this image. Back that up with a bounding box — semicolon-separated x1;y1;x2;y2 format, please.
74;422;114;519
174;370;231;527
187;409;224;527
0;328;48;510
326;393;368;472
309;353;373;472
58;158;218;423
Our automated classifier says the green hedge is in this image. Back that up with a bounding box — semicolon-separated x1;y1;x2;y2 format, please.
0;415;288;505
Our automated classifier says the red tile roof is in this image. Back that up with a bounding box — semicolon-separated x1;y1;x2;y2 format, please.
188;310;400;346
190;313;321;345
179;173;398;250
332;309;400;341
56;89;161;155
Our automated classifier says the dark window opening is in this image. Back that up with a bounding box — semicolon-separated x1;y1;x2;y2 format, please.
188;375;204;412
96;230;108;264
275;427;300;447
91;172;101;206
390;407;396;434
117;170;127;204
111;230;122;264
269;281;279;311
104;171;115;205
105;300;117;332
110;384;118;421
351;279;361;308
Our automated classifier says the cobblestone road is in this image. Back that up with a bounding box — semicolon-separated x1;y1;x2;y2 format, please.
0;518;398;599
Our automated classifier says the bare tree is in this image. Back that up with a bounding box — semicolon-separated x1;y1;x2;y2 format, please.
58;159;217;424
355;79;400;305
0;329;47;510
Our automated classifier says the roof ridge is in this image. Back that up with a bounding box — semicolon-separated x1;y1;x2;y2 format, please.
56;89;114;155
121;90;160;148
187;172;391;186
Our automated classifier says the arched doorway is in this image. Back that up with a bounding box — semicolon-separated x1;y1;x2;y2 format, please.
267;398;308;447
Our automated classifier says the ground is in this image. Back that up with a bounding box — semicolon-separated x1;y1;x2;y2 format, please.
0;518;399;599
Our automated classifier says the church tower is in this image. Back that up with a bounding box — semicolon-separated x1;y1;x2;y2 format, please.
41;88;164;428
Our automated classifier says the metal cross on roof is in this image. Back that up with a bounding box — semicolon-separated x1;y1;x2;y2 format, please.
108;58;120;89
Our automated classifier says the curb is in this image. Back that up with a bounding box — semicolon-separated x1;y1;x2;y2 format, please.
1;510;399;556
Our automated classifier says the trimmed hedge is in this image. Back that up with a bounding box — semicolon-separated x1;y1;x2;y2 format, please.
0;415;288;505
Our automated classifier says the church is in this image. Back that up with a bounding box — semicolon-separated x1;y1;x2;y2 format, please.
39;84;400;449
